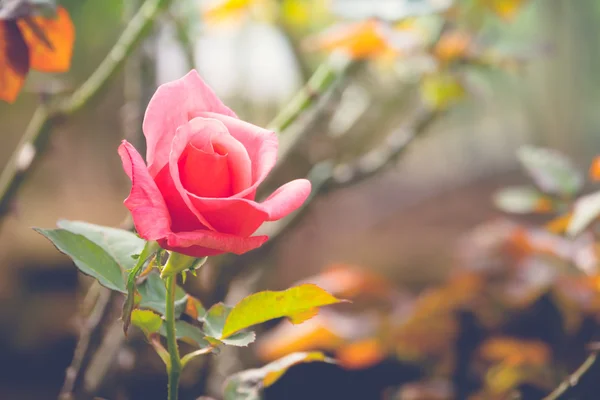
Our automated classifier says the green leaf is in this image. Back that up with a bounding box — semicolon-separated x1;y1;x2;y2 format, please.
137;273;187;317
203;303;256;347
493;186;551;214
131;309;162;337
159;320;211;348
517;146;583;197
221;284;344;339
34;228;126;292
224;352;333;400
420;72;465;110
122;241;160;335
567;191;600;237
57;220;146;271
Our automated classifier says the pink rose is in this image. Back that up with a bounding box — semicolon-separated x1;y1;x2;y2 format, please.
118;70;311;257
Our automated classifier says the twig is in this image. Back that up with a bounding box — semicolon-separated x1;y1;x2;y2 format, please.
543;352;600;400
0;0;173;222
325;104;439;190
267;58;351;134
58;288;116;400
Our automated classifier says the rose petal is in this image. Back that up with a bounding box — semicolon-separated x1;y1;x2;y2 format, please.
154;162;210;233
143;70;237;176
180;141;232;198
260;179;312;221
188;196;269;236
199;112;278;200
118;141;171;241
186;179;311;236
210;133;252;194
161;230;268;257
168;117;234;231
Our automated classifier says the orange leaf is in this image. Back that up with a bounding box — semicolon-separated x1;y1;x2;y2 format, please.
17;6;74;73
336;339;386;370
479;337;551;367
0;21;29;103
256;315;345;362
589;156;600;181
306;264;395;301
434;30;472;63
545;213;572;234
307;20;392;60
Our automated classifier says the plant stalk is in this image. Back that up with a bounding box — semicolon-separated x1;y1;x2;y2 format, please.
165;274;181;400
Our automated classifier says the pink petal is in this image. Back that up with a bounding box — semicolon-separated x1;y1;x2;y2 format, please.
260;179;312;221
199;112;278;200
143;70;237;176
162;230;268;257
168;117;233;231
180;141;232;198
118;141;171;241
185;179;311;236
188;196;269;236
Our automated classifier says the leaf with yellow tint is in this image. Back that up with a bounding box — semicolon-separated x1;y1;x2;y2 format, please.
223;352;333;400
420;72;465;110
131;309;162;337
221;284;345;339
484;0;528;21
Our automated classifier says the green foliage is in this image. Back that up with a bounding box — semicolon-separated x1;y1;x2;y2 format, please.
517;146;583;197
221;284;344;338
137;273;188;317
131;309;163;337
223;352;333;400
57;220;146;270
35;228;127;292
567;190;600;237
160;320;211;348
203;303;256;347
122;240;160;334
493;186;549;214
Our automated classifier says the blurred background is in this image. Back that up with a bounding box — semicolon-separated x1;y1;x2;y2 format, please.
2;0;600;399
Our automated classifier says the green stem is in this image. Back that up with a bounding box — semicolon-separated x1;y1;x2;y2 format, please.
267;59;349;133
165;274;181;400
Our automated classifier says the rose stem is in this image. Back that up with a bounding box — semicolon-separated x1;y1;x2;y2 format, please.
164;272;182;400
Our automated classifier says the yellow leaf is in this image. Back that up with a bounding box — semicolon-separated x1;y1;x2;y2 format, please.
222;284;345;338
420;72;465;110
485;0;528;21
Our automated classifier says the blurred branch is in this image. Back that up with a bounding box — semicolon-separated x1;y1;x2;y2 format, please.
58;289;116;400
543;352;600;400
267;59;351;134
168;8;195;70
325;104;440;190
0;0;173;223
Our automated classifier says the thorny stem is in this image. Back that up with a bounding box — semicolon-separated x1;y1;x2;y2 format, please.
164;273;182;400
